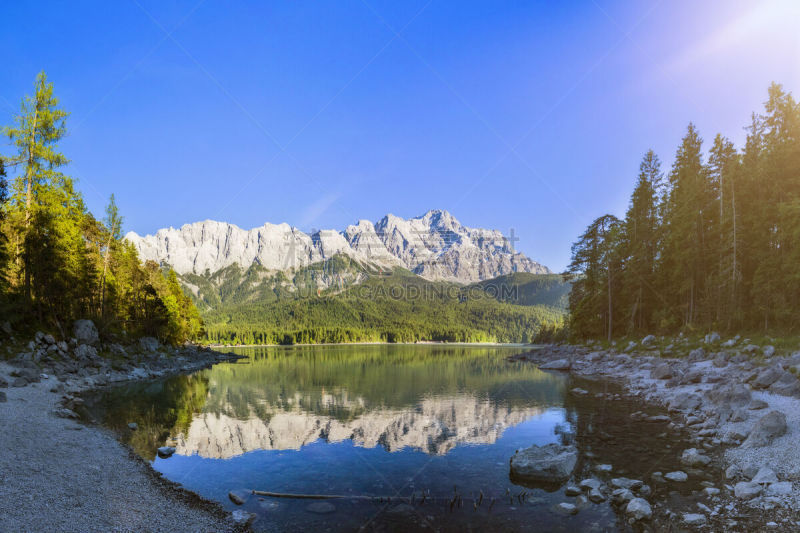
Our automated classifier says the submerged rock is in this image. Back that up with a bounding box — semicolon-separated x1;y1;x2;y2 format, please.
305;502;336;514
681;448;711;467
157;446;176;458
664;471;688;482
510;443;578;486
555;502;578;515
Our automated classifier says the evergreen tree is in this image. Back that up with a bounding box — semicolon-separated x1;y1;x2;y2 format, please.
622;150;662;332
3;71;72;301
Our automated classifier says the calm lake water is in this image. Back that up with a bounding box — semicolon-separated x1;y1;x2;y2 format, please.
82;345;716;532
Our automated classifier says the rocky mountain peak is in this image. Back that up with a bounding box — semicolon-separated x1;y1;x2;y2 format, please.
125;211;550;283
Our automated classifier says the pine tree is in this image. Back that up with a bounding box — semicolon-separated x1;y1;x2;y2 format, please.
660;123;710;327
3;71;71;300
622;150;662;332
100;194;124;318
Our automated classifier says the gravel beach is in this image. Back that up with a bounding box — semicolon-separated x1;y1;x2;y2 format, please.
0;360;240;533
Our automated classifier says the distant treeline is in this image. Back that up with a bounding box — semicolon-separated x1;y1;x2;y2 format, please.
201;272;566;345
567;83;800;339
0;72;203;343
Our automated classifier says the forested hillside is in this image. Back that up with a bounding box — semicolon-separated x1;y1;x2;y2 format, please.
567;83;800;340
0;72;203;344
469;273;570;309
201;271;565;345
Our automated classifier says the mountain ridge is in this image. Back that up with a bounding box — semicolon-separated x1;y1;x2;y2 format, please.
125;209;550;284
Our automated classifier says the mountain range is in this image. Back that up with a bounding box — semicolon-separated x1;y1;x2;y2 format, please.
125;210;550;284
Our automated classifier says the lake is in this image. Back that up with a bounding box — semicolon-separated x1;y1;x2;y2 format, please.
82;345;716;532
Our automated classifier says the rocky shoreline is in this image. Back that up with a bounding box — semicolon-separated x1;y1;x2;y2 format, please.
0;319;251;532
513;338;800;530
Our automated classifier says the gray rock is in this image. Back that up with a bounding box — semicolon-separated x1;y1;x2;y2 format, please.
665;471;688;482
610;488;634;506
539;359;570;370
704;332;721;344
626;498;652;521
725;465;740;479
564;485;582;496
555;502;578;515
753;365;784;389
231;510;256;526
0;376;7;388
0;391;6;402
688;348;707;362
228;490;248;505
128;423;138;430
683;513;707;526
765;481;792;496
651;363;673;380
743;344;760;354
768;372;800;397
74;344;97;360
73;320;99;345
12;377;28;387
742;411;787;448
594;463;612;473
734;481;763;500
763;345;776;358
681;448;711;467
706;382;751;407
713;353;729;367
157;446;176;458
703;487;720;496
610;478;643;490
749;399;769;410
139;337;160;352
668;393;702;412
641;335;656;346
305;502;336;514
752;467;778;485
587;487;606;503
579;478;603;491
510;443;578;485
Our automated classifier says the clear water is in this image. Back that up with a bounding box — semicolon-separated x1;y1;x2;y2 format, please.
82;345;716;532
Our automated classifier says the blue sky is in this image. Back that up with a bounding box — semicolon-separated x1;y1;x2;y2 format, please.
2;0;799;272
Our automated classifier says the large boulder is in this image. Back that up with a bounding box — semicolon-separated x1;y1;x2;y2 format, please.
752;365;784;390
510;443;578;487
73;320;99;345
539;359;570;371
139;337;160;352
768;372;800;397
705;382;751;407
741;411;787;448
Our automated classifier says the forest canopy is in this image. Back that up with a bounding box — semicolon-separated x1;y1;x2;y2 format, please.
567;83;800;340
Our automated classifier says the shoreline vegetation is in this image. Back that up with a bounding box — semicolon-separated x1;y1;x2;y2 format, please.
204;341;535;348
0;72;204;349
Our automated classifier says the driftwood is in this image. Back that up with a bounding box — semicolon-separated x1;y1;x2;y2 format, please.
250;489;510;508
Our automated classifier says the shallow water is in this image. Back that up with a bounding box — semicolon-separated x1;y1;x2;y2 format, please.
82;345;718;532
